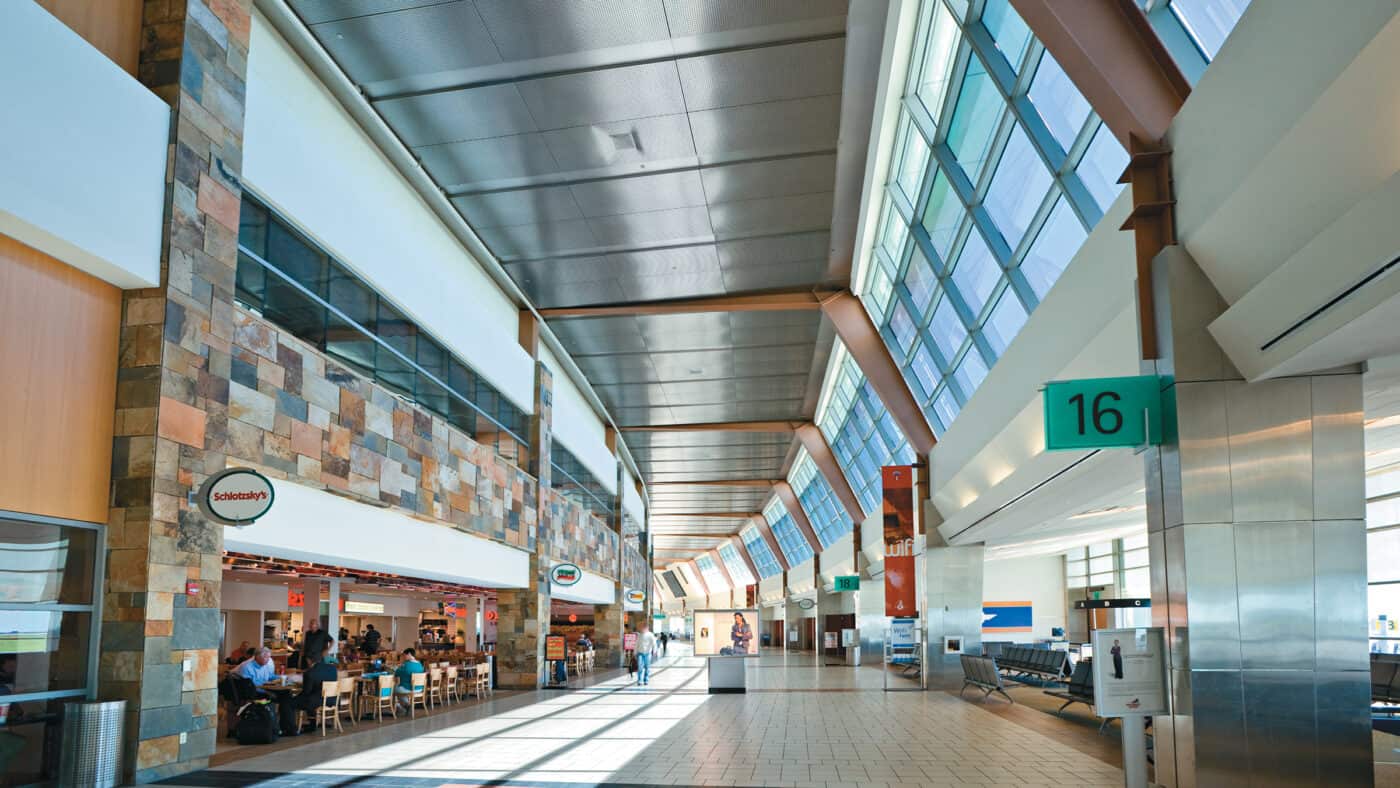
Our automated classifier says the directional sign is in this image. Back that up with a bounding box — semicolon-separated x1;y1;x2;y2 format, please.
1074;598;1151;610
1043;375;1165;451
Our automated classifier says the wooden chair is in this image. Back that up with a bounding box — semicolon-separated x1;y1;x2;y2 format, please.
473;661;491;698
446;666;461;703
315;680;341;736
408;671;428;718
336;676;358;728
374;675;396;722
585;650;595;673
427;667;447;708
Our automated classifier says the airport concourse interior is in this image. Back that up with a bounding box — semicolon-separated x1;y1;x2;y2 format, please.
6;0;1400;786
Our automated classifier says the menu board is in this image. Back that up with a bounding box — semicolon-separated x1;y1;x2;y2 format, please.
545;635;566;661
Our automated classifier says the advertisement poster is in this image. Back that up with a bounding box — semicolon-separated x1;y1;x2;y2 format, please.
982;601;1033;633
889;617;916;649
882;465;917;617
1090;627;1168;717
823;631;837;649
623;632;637;652
545;635;566;661
693;609;761;657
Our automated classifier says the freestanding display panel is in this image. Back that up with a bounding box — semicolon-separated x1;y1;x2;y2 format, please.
695;609;759;694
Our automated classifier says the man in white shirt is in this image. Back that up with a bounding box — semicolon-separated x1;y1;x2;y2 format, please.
237;647;277;687
635;627;657;686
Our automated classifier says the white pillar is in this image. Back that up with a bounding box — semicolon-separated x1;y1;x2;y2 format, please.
326;579;342;654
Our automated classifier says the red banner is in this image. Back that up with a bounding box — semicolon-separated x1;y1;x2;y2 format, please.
883;466;917;617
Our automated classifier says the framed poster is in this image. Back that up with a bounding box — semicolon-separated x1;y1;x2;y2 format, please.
623;632;637;652
1090;627;1169;717
545;635;566;661
694;609;761;657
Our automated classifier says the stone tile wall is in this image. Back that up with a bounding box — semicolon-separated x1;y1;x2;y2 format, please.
623;545;650;593
224;308;538;549
544;491;618;579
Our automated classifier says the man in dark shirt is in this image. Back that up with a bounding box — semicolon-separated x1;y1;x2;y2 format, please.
294;645;339;730
302;618;333;667
362;624;382;653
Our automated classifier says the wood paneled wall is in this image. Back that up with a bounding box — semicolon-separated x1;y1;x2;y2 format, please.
35;0;143;76
0;234;121;523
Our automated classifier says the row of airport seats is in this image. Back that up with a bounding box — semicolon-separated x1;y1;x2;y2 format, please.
958;655;1012;703
992;645;1070;681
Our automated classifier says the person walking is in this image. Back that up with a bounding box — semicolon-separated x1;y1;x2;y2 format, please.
658;631;669;657
635;626;657;686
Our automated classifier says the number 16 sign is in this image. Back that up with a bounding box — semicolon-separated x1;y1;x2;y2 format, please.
1043;375;1166;451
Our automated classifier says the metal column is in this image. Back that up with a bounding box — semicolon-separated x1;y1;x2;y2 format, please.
1142;247;1372;787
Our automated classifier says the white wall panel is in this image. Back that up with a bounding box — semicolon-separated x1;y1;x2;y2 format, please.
540;343;616;494
244;12;533;411
621;465;645;525
0;2;167;289
225;478;528;588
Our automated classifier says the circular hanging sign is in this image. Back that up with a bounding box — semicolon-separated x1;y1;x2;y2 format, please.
197;468;274;525
625;589;646;605
550;563;582;586
796;598;815;610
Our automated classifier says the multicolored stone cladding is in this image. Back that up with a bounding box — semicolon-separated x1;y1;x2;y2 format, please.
623;544;650;592
225;307;538;549
544;490;618;579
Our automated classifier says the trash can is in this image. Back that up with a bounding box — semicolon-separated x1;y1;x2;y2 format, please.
59;700;126;788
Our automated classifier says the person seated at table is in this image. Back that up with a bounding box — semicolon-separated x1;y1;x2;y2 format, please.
225;641;251;665
237;647;277;688
393;648;425;712
292;645;339;730
576;634;592;651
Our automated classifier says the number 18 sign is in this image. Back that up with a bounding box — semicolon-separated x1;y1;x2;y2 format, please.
1043;375;1165;451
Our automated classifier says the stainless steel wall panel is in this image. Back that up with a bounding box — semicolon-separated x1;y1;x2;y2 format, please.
1186;669;1244;788
309;2;501;84
476;219;599;260
676;38;845;111
1234;521;1314;671
1151;246;1237;385
1170;382;1232;527
473;0;670;61
541;114;696;172
585;205;713;248
379;85;538;147
701;156;837;203
1224;378;1314;523
517;63;686;130
1241;669;1318;788
717;230;830;267
1310;374;1366;521
1181;523;1238;670
620;270;728;303
1313;671;1376;787
1313;520;1368;672
291;0;449;26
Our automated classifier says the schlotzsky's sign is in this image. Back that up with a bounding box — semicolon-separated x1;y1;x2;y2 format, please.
882;465;917;617
197;468;274;525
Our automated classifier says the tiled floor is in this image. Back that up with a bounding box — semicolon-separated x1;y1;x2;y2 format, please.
162;646;1125;787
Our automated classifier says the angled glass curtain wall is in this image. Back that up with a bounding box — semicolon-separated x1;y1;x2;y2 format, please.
717;542;756;588
550;443;614;522
861;0;1127;437
788;450;851;548
695;553;730;592
818;346;917;516
740;525;783;579
764;497;813;568
236;196;531;464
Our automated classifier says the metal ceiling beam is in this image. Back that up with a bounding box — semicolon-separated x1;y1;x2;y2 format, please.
748;515;790;572
451;148;837;197
794;423;867;523
539;289;842;319
773;480;822;553
1010;0;1189;149
820;291;937;455
368;17;847;101
648;479;784;488
651;533;741;540
622;420;804;433
650;512;757;519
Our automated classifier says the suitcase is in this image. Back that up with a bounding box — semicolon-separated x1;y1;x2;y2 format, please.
234;700;280;745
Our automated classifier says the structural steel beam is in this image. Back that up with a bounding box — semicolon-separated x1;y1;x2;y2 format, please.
517;310;540;357
820;291;937;455
621;421;802;433
648;479;784;488
730;536;762;582
539;289;841;319
795;422;867;524
1011;0;1189;148
773;480;822;553
749;515;791;572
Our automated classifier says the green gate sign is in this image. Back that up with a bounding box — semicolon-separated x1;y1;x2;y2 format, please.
833;575;860;592
1043;375;1165;451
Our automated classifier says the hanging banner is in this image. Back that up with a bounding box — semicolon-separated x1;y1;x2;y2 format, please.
882;465;917;617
